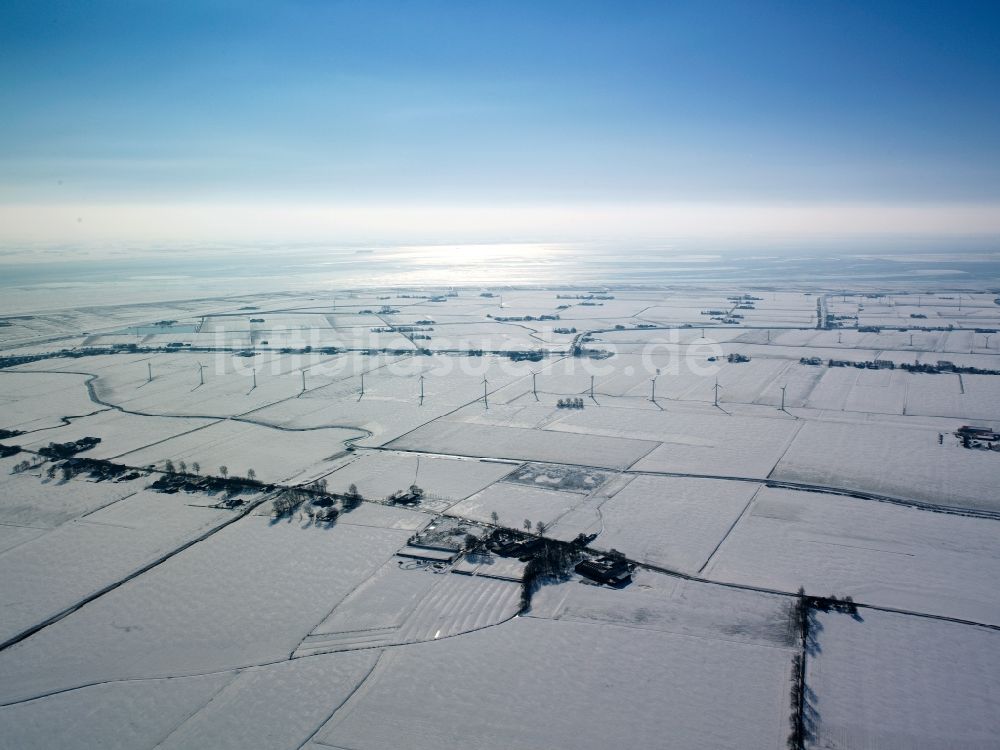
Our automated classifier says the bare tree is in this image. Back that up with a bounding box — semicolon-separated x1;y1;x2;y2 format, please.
219;465;228;478
247;468;257;482
272;493;297;517
316;506;338;523
523;518;531;531
490;510;499;525
191;462;200;474
178;460;187;474
342;483;362;511
536;520;547;535
164;459;175;474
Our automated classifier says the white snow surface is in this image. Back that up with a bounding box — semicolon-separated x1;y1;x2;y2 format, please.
806;609;1000;749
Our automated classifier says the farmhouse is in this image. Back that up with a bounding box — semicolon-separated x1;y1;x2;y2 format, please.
575;555;633;587
956;425;1000;442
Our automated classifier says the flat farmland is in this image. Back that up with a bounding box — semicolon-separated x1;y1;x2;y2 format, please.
772;420;999;511
594;475;760;574
806;609;1000;749
388;420;660;470
2;281;1000;749
704;485;1000;623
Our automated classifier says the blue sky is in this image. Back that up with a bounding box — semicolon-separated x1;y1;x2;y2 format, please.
2;0;999;240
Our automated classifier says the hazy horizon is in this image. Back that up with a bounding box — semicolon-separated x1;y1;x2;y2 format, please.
3;1;1000;245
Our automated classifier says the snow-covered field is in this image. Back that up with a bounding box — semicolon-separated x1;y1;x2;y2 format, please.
0;467;148;528
446;479;590;530
298;561;521;656
772;420;998;511
115;418;362;484
15;409;217;460
0;371;102;431
594;474;760;573
316;610;792;750
318;450;515;507
572;408;802;478
0;488;231;645
0;651;382;750
388;419;659;469
315;572;796;750
2;283;999;748
704;485;1000;624
0;516;411;704
806;609;1000;749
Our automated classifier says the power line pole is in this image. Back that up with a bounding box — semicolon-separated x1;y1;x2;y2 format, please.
483;375;489;409
419;374;425;406
532;372;538;400
147;362;152;383
252;367;256;390
779;384;786;411
198;362;205;386
360;371;365;397
590;375;595;400
713;378;722;407
301;369;306;393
